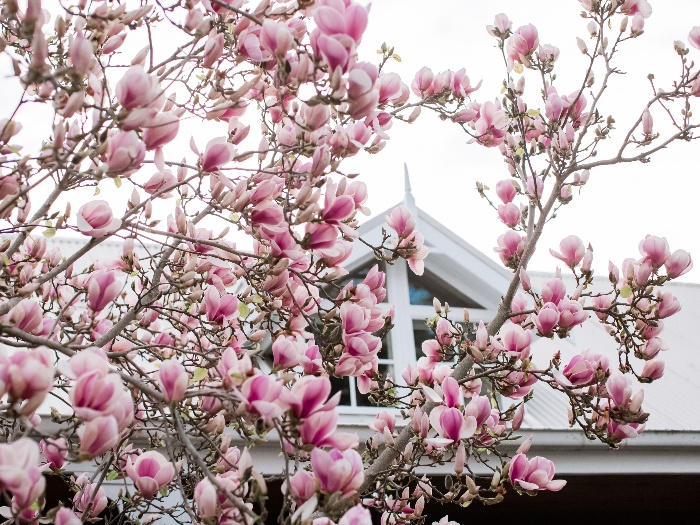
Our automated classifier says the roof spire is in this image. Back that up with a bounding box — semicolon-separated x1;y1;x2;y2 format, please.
403;162;416;211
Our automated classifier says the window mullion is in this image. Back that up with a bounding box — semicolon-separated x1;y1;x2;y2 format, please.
385;260;415;385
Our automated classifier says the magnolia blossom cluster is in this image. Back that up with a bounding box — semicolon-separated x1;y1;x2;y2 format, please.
0;0;698;524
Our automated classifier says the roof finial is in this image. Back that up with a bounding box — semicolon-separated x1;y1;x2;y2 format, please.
403;162;416;210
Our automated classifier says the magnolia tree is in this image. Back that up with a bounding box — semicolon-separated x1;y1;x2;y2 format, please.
0;0;696;523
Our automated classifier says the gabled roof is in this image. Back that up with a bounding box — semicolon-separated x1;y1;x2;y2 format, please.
350;165;511;313
526;273;700;432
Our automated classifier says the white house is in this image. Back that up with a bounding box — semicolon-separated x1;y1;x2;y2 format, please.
21;167;700;521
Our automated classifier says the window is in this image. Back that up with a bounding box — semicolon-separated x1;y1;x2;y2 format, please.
330;259;394;411
331;337;394;410
413;321;476;362
408;269;482;308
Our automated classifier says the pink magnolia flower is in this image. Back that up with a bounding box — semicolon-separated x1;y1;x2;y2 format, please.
539;44;560;65
494;323;532;357
496;179;517;204
70;368;134;432
500;370;537;399
545;90;565;121
498;202;520;227
386;204;415;237
314;2;368;44
6;298;44;335
427;406;477;447
77;415;120;457
87;269;122;313
73;474;108;518
689;26;700;50
194;478;218;517
0;347;54;415
203;286;239;325
54;508;82;525
311;448;364;497
238;375;290;421
557;299;588;328
474;100;508;147
527;175;545;198
507;24;540;66
288;471;316;504
305;222;340;251
143;170;176;197
143;113;180;150
620;0;652;18
116;66;160;109
664;249;692;278
315;33;351;73
412;66;435;96
487;13;511;38
398;230;429;276
157;359;189;402
606;374;633;406
641;318;664;340
464;395;492;428
201;138;235;172
69;31;93;75
640;337;667;359
595;400;645;441
641;108;653;135
641;359;665;380
260;19;294;58
297;102;331;131
541;278;566;305
216;348;253;389
370;410;396;435
40;437;68;469
510;293;529;324
339;505;372;525
125;450;176;498
557;350;609;388
549;235;585;267
639;235;670;268
288;375;339;419
494;230;525;266
106;130;146;175
68;347;110;378
103;33;126;55
534;302;559;336
0;438;46;511
299;409;359;449
509;453;566;492
451;68;481;98
202;32;225;68
76;200;121;237
377;72;404;104
656;291;681;319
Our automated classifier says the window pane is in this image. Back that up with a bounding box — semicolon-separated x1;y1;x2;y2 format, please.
378;331;392;360
408;270;482;308
414;321;477;361
329;375;352;406
356;363;394;407
413;324;435;361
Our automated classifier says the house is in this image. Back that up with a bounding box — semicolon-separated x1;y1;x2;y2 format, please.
17;166;700;521
319;166;700;521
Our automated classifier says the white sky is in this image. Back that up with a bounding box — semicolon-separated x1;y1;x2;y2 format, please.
350;0;700;283
1;0;699;282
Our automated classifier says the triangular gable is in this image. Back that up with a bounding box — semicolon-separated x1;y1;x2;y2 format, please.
349;204;511;313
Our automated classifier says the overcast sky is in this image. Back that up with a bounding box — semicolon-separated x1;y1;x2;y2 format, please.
1;1;698;282
349;0;700;283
